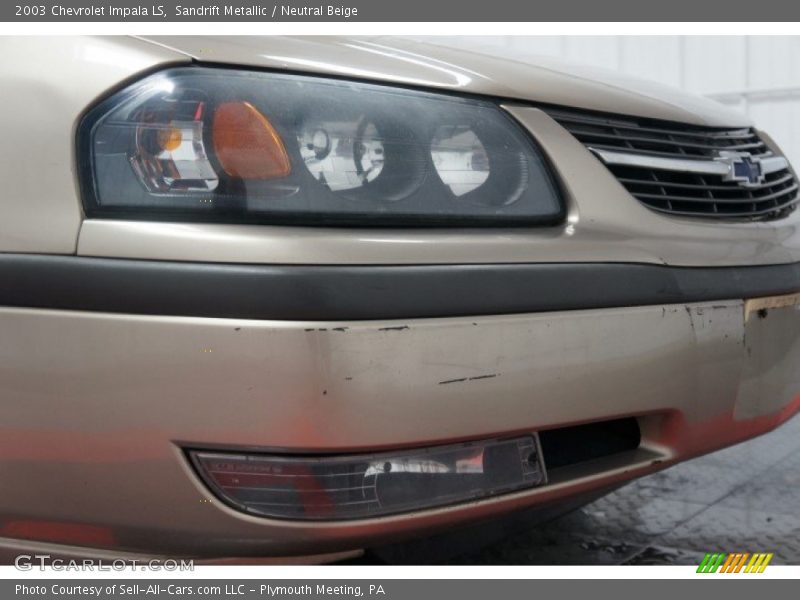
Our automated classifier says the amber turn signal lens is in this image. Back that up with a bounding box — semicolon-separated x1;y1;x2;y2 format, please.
156;126;183;152
212;101;291;180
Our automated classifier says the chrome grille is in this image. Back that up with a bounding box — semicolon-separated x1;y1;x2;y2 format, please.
547;109;799;220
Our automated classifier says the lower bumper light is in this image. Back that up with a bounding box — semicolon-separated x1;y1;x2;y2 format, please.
190;436;546;520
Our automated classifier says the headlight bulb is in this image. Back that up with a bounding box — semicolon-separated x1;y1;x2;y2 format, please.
309;128;331;160
298;119;385;192
352;122;385;185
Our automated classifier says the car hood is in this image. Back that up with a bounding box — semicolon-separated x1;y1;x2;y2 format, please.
139;35;749;127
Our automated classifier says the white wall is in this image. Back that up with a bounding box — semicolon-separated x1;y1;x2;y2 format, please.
404;36;800;169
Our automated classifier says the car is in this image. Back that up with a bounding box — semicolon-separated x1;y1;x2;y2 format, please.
1;35;799;564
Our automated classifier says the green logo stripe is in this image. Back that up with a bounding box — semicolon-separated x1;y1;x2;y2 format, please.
697;553;713;573
697;553;728;573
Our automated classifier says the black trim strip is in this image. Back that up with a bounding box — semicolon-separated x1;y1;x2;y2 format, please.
1;254;799;321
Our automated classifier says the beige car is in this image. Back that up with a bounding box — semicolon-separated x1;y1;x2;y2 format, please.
1;35;799;564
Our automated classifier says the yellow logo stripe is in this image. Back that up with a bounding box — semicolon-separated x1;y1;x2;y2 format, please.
758;553;774;573
754;553;768;572
745;554;760;573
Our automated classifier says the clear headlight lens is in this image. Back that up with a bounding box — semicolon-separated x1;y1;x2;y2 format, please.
79;67;563;226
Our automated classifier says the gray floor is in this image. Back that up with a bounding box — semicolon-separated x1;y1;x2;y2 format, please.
450;414;800;565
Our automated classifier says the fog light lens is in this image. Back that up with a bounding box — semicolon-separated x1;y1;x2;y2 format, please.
190;436;546;521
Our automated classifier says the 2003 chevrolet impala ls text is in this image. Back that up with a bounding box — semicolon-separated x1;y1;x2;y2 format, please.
0;36;798;562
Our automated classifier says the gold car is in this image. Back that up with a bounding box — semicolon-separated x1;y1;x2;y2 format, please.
0;36;798;563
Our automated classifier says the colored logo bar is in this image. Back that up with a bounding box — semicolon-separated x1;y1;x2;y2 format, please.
697;552;774;573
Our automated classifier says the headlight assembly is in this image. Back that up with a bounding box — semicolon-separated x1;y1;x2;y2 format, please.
79;67;564;226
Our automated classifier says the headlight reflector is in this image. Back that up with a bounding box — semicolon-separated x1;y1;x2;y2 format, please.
79;67;563;226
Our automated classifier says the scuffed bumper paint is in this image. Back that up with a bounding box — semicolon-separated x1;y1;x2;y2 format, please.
0;294;798;560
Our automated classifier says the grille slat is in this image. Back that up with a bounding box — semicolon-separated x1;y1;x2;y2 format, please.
634;184;798;205
586;142;769;160
616;172;795;193
548;108;799;221
644;195;799;219
563;128;767;155
548;112;760;143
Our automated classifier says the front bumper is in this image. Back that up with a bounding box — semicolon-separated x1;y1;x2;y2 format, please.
1;280;799;560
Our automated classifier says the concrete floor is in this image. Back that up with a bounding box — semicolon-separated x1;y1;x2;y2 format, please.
447;414;800;565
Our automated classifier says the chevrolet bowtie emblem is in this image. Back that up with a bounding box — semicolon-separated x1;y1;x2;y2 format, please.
716;151;765;187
